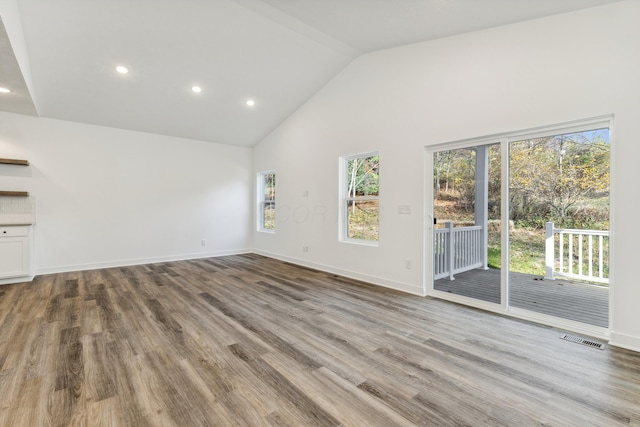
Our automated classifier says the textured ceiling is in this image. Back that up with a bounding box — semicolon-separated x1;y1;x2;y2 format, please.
0;0;621;147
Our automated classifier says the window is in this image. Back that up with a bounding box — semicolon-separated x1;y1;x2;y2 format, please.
258;171;276;232
341;152;379;242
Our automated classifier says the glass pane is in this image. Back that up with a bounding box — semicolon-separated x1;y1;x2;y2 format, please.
508;128;610;327
433;144;501;304
262;202;275;230
347;200;379;240
347;156;379;198
433;148;476;226
345;154;379;241
263;173;275;201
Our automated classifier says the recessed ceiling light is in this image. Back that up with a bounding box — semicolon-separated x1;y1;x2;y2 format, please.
246;99;256;107
115;66;129;74
0;87;10;94
191;86;202;93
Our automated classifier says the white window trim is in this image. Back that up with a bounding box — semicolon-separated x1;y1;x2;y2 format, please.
339;151;379;246
257;170;276;233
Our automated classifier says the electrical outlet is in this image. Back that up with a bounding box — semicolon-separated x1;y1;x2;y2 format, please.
201;240;206;246
302;246;309;253
405;260;412;270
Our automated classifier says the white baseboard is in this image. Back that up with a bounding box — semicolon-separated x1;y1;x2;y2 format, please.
253;249;425;296
609;331;640;353
33;248;425;296
19;248;640;354
35;248;252;276
0;275;36;286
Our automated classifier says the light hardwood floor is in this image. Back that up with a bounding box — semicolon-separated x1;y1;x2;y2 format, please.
0;254;638;426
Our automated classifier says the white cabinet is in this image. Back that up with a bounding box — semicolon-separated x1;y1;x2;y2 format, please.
0;226;31;281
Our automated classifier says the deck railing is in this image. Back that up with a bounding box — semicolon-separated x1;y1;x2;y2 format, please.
545;222;609;284
434;222;484;280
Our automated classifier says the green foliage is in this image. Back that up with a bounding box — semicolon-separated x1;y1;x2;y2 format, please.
509;130;610;229
263;173;275;200
487;247;501;269
347;155;379;240
262;172;276;230
433;149;476;212
263;204;275;230
508;229;546;276
487;228;545;275
348;155;379;197
347;201;379;240
435;129;610;229
435;128;610;277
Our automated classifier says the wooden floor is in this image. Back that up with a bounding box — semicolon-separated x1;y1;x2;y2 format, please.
0;254;638;426
435;268;609;327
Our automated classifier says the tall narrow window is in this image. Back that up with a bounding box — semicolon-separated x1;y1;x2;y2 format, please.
341;152;379;242
259;171;276;232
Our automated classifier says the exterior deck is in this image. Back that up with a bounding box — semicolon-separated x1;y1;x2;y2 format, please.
434;268;608;327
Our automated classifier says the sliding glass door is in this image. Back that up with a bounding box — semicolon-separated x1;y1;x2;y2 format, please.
428;118;611;330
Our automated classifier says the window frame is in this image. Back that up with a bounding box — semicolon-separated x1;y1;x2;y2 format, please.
339;151;380;245
257;170;276;233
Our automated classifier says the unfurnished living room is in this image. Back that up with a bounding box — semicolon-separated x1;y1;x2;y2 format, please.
1;0;639;426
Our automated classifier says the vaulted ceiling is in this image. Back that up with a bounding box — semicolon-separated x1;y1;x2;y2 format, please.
0;0;620;147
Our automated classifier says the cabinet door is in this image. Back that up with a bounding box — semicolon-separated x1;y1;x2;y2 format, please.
0;237;29;278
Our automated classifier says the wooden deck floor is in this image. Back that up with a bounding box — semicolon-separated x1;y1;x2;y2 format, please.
434;268;609;327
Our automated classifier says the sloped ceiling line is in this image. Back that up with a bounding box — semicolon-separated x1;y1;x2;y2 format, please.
0;0;622;147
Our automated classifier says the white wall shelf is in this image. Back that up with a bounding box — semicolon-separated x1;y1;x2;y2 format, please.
0;158;29;166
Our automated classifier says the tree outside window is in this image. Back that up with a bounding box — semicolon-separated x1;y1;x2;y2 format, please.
343;153;379;242
259;172;276;231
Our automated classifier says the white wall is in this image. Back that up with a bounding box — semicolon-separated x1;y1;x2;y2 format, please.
253;1;640;350
0;111;252;273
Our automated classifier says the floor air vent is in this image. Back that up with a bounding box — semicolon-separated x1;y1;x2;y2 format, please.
560;334;605;350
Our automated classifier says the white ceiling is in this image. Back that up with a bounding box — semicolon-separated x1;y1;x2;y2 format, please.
0;0;621;147
0;17;36;116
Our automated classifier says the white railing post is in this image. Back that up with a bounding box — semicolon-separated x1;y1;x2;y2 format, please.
588;235;593;278
446;221;455;281
545;224;609;284
559;233;564;274
545;222;555;280
475;145;489;270
568;235;573;276
598;235;604;280
578;233;583;277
